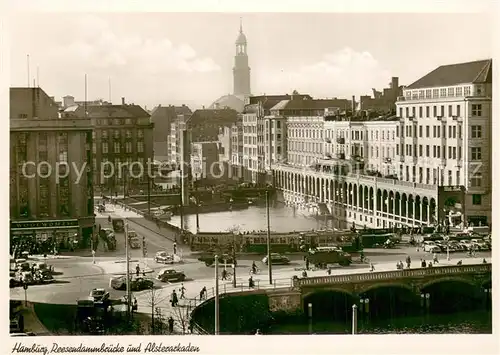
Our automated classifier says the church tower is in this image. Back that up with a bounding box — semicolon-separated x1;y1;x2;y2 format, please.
233;19;251;97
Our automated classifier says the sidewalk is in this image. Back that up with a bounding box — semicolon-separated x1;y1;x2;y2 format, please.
17;303;51;336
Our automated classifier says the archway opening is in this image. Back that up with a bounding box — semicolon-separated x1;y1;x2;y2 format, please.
303;290;356;322
421;280;482;314
362;285;419;320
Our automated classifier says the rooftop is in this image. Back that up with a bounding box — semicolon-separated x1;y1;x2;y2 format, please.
187;109;239;142
271;98;351;111
406;59;492;90
86;104;150;118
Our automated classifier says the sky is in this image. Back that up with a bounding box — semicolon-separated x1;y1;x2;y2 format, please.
9;11;494;110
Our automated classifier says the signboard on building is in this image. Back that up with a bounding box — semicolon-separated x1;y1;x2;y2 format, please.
10;219;79;230
437;186;465;225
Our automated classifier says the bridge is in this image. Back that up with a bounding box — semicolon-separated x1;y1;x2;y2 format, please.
267;263;492;315
190;262;492;334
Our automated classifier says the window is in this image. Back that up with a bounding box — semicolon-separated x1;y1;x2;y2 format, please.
412;107;416;117
399;108;403;117
433;106;437;117
426;168;430;184
440;106;445;117
470;172;482;187
419;145;423;156
426;125;430;138
418;125;422;138
472;104;482;116
137;141;144;153
472;194;482;205
456;87;462;96
448;88;454;97
114;142;120;153
405;107;409;117
437;126;440;138
453;147;456;159
277;120;281;129
433;126;436;138
102;143;108;154
464;86;471;96
456;171;460;185
426;106;430;118
138;130;144;138
426;145;430;157
448;105;453;117
448;146;452;159
433;145;436;158
440;88;447;97
437;146;440;158
419;107;423;118
448;170;452;185
453;126;456;138
458;147;462;159
457;105;461;117
102;130;108;139
471;147;481;160
426;89;432;99
471;125;482;138
433;89;439;98
458;125;462;139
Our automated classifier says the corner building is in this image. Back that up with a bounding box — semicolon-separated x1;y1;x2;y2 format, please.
10;88;95;247
272;59;492;229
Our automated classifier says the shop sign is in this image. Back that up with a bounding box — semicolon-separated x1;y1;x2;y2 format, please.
10;219;79;230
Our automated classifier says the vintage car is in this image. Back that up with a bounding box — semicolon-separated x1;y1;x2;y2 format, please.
156;269;186;283
89;288;110;303
109;276;154;291
307;247;352;268
112;219;124;233
128;231;141;249
154;251;174;264
198;253;235;267
261;253;290;265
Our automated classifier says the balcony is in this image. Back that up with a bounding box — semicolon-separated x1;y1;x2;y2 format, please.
336;137;345;144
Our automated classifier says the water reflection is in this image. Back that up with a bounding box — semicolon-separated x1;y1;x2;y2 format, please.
169;204;334;233
268;310;492;334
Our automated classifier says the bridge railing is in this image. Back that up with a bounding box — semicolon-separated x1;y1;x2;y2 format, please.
294;263;492;287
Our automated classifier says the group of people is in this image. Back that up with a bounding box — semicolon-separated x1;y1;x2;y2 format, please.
170;284;187;307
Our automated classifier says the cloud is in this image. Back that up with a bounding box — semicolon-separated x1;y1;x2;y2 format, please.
260;47;391;98
50;14;220;74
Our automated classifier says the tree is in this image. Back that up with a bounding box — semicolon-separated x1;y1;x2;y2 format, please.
172;302;191;334
144;286;169;334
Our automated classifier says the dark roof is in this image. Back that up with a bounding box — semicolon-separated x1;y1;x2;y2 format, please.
187;109;239;142
86;104;150;118
151;105;192;117
406;59;492;89
275;98;351;111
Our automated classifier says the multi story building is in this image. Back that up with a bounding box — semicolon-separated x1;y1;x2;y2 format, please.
63;98;154;195
272;59;492;230
396;59;492;227
10;87;95;247
230;120;244;179
150;104;192;159
191;141;221;182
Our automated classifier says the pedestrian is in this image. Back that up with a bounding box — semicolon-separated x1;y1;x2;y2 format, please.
369;263;375;272
248;276;254;288
221;269;228;280
180;283;186;299
406;255;411;269
433;253;439;264
305;257;310;271
199;289;204;301
136;264;140;277
171;290;178;307
173;242;177;255
421;259;426;268
167;316;174;333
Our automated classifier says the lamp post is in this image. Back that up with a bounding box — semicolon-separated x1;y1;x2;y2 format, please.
214;254;220;335
352;304;358;334
266;190;273;285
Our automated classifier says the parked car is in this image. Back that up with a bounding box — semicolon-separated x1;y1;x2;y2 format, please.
89;288;110;303
470;239;489;251
427;245;441;254
423;241;437;252
10;277;22;288
157;268;186;283
459;239;472;250
155;251;174;264
262;253;290;265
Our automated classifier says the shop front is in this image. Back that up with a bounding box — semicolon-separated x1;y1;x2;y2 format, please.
10;219;81;252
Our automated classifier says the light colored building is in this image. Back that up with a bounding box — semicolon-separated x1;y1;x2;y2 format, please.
396;58;492;226
10;87;95;247
191;141;221;182
272;58;492;230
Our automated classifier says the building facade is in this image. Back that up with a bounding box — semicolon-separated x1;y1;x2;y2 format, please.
272;59;492;230
151;104;192;159
10;87;95;247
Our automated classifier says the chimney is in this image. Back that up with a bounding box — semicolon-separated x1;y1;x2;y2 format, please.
121;97;125;105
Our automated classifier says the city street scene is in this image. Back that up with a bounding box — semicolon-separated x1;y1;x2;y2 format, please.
8;11;492;339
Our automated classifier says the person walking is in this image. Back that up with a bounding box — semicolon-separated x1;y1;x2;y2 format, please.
406;255;411;269
171;290;178;307
179;283;186;299
168;316;174;334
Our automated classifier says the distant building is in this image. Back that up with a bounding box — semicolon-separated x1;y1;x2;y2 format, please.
191;141;221;182
10;87;95;247
358;77;403;115
209;20;251;112
63;97;154;195
150;104;192;158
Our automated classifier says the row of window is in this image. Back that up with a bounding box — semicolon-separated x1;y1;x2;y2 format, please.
399;103;483;119
398;124;471;139
99;142;144;154
399;144;465;160
97;129;144;139
95;118;135;126
404;85;479;100
288;141;324;154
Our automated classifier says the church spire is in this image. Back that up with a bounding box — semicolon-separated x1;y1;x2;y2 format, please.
239;17;243;33
233;17;251;97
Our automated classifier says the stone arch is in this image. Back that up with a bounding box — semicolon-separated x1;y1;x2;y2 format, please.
376;188;382;212
395;192;401;216
401;193;407;217
420;276;476;290
422;196;429;224
430;198;437;224
364;186;369;209
382;190;388;213
353;183;358;208
369;187;374;210
415;195;421;222
357;282;415;295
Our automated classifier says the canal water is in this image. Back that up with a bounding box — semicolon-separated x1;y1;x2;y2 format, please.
169;204;334;233
268;310;492;334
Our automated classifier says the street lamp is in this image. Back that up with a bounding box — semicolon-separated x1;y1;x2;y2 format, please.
214;254;220;335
